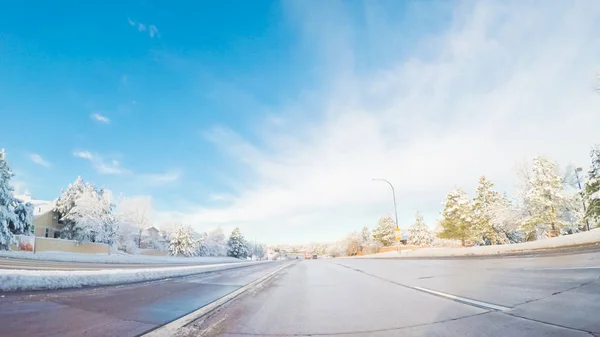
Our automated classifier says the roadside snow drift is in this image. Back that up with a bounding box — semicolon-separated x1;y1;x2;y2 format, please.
363;228;600;258
0;261;268;291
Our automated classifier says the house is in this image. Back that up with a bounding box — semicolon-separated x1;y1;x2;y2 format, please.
139;226;168;249
15;194;62;238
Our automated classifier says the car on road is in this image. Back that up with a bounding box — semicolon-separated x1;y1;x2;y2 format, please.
312;254;317;259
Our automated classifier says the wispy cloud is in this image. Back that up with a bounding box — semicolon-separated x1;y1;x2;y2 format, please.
140;170;182;185
128;18;159;38
90;113;110;124
173;1;600;244
73;151;130;175
28;153;50;168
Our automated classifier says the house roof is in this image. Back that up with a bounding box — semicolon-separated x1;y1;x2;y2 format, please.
14;194;56;218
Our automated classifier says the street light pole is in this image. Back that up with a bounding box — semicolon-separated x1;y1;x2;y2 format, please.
575;167;591;232
372;178;400;252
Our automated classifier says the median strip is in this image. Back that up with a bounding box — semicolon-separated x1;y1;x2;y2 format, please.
0;261;268;291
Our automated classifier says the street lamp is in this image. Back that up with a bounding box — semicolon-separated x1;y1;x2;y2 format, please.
372;178;400;252
574;167;591;231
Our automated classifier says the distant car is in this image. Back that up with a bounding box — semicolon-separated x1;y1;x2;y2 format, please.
312;254;317;259
304;252;312;259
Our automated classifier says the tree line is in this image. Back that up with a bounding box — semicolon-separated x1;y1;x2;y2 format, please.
338;145;600;255
0;149;265;259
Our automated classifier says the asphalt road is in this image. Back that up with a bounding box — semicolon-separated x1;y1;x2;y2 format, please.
0;257;232;270
0;261;289;337
179;251;600;337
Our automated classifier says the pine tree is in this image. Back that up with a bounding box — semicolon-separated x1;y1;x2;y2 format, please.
227;227;249;259
372;215;396;247
472;176;509;245
585;145;600;226
0;150;34;250
358;226;378;253
521;156;569;238
408;212;434;246
438;188;473;246
169;225;197;257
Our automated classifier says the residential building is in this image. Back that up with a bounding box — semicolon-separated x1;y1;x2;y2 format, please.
15;194;62;238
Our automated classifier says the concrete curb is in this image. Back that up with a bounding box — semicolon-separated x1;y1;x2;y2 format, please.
142;262;294;337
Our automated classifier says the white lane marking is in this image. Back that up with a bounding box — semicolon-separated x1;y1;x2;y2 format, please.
142;262;294;337
411;286;512;312
540;266;600;270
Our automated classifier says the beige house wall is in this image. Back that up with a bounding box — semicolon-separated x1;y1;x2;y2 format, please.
34;237;110;254
33;211;62;238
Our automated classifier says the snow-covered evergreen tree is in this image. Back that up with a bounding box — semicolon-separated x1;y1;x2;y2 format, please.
407;212;434;246
372;215;396;247
438;188;474;246
521;156;569;239
227;227;249;258
54;177;91;239
472;176;510;245
169;225;197;257
0;150;34;250
358;225;379;253
585;145;600;226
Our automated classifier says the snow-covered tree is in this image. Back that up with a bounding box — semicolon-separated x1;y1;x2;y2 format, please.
358;226;380;254
372;215;396;247
407;212;434;246
344;231;361;256
471;176;511;245
200;227;227;256
438;188;474;246
62;187;117;244
55;177;93;239
520;156;570;239
116;196;154;248
227;227;249;258
169;225;197;256
0;150;34;250
585;145;600;226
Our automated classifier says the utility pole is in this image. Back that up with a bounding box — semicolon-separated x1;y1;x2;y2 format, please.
372;178;401;252
575;167;591;231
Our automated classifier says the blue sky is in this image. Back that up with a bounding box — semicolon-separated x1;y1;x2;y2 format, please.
1;1;600;244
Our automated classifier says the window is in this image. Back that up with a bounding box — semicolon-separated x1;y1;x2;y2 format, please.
44;228;49;238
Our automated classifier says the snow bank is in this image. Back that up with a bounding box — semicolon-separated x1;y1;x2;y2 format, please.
0;261;270;291
0;250;243;264
361;229;600;258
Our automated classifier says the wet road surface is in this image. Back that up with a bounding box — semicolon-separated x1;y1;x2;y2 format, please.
178;251;600;337
0;261;288;337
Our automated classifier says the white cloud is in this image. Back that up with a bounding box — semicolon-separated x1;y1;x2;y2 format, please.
175;2;600;243
73;151;129;175
90;113;110;124
128;18;159;38
140;170;182;185
28;153;50;168
148;25;159;38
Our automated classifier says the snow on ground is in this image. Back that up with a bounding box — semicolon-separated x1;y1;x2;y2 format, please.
0;260;270;291
359;228;600;258
0;250;244;264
